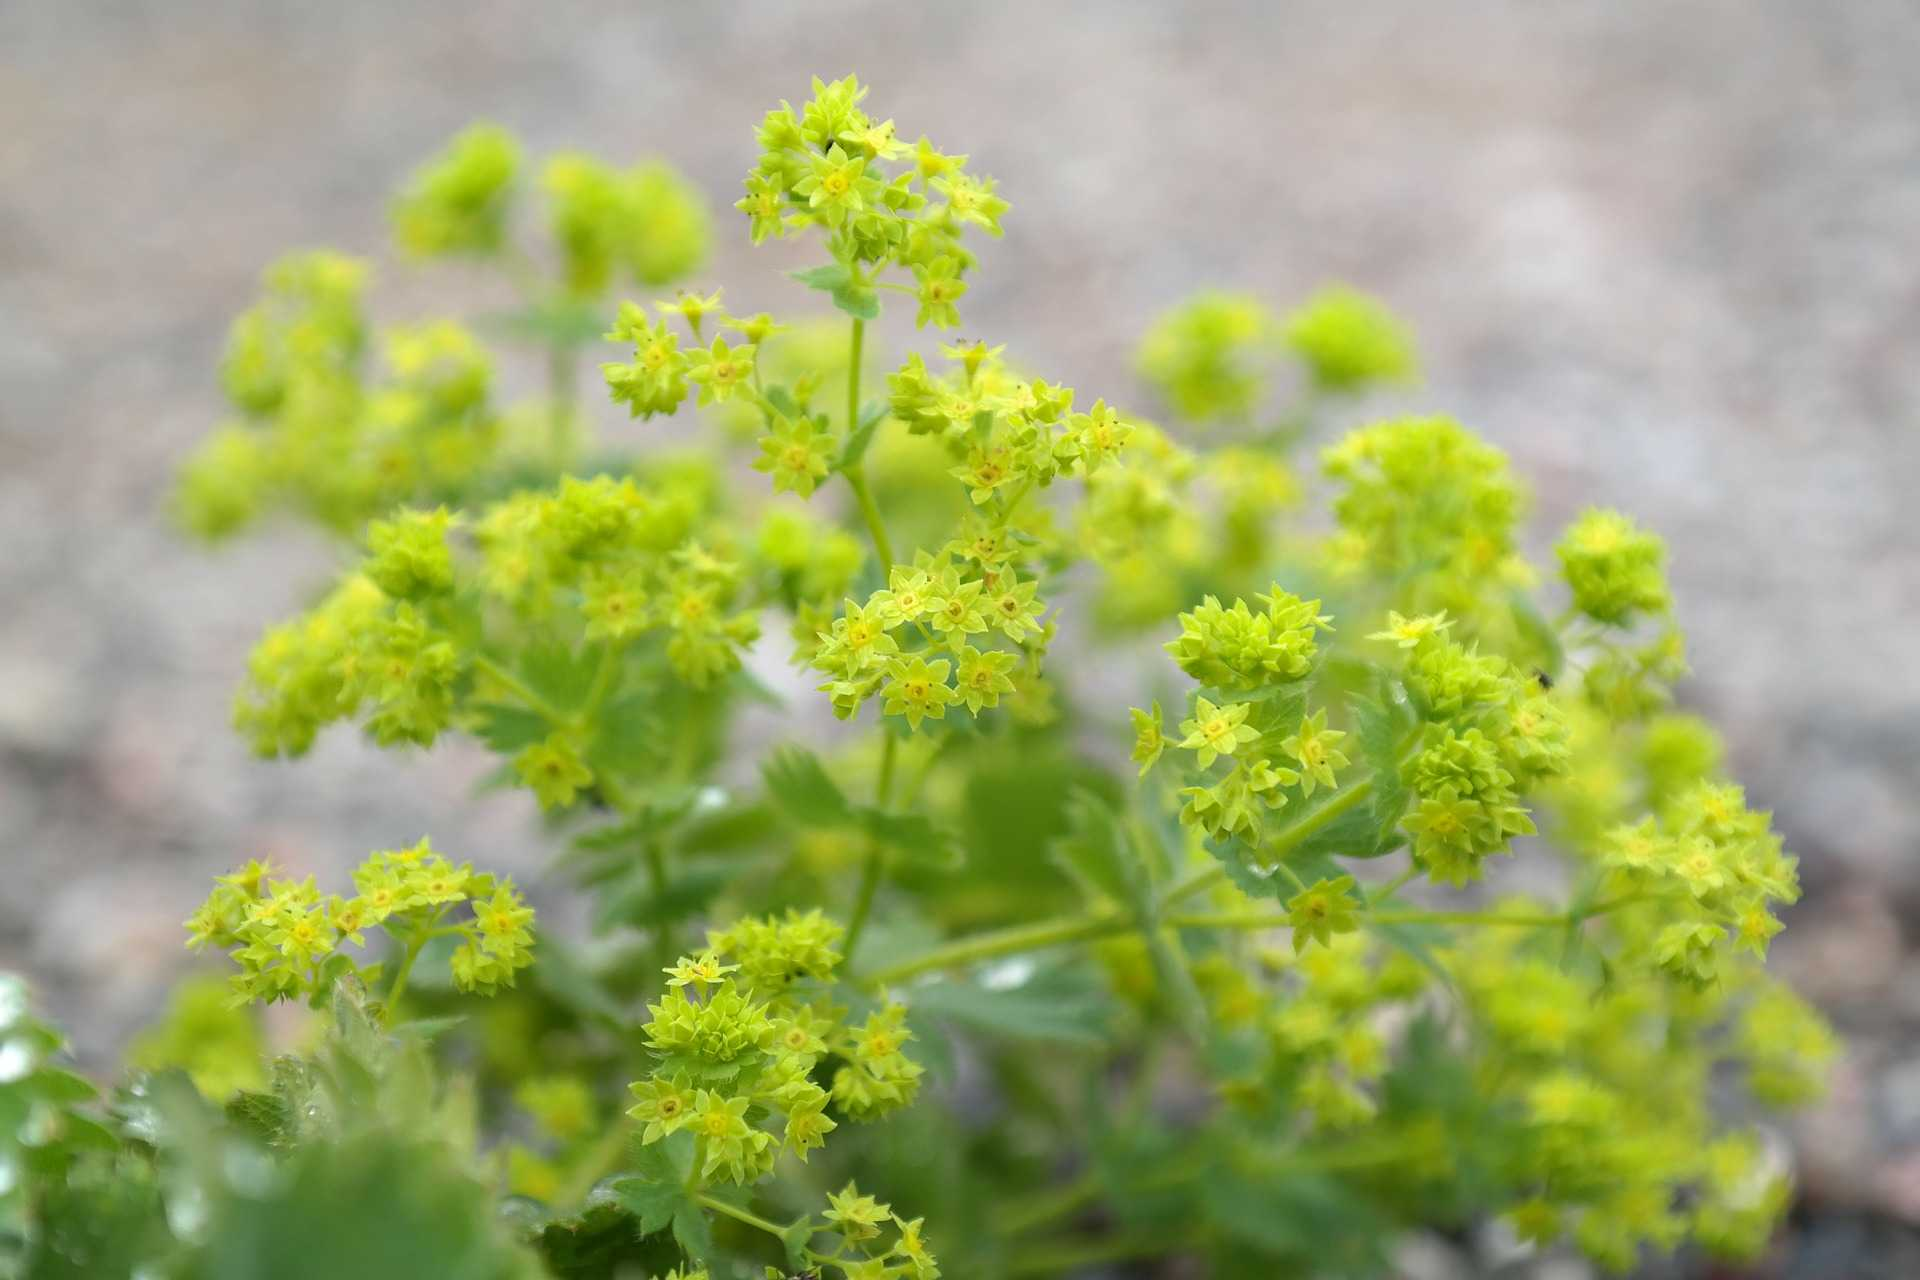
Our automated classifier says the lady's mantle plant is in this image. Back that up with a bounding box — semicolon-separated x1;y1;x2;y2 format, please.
2;75;1836;1280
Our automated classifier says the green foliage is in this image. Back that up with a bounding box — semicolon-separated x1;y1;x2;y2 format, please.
8;69;1837;1280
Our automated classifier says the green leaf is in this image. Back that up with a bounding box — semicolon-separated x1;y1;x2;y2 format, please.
596;861;733;933
790;262;880;319
1050;790;1160;916
1509;588;1567;683
832;283;879;320
529;937;632;1026
568;787;703;856
905;964;1114;1048
677;801;781;854
609;1134;699;1240
761;746;853;827
789;264;852;291
1206;1164;1386;1275
780;1214;817;1271
1365;919;1456;997
858;808;960;868
671;1202;713;1263
516;643;600;712
1211;838;1345;904
470;704;551;754
588;693;667;777
837;399;889;470
607;1175;678;1237
763;745;958;866
762;384;801;419
1054;792;1207;1041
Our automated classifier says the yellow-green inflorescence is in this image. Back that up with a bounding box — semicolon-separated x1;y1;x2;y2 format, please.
152;70;1834;1280
627;911;921;1186
185;839;535;1006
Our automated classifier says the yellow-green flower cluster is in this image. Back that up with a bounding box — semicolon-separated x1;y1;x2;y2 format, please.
818;1181;942;1280
544;154;710;294
395;120;710;290
235;572;456;755
602;293;762;421
1163;585;1331;691
1384;631;1572;885
1451;924;1819;1270
235;469;759;772
183;840;535;1005
175;256;510;542
1137;286;1416;430
1595;781;1801;985
392;123;521;259
1141;586;1353;843
888;342;1132;494
1074;425;1208;625
1137;292;1281;424
178;126;711;546
810;548;1038;728
1283;284;1418;393
739;73;1005;330
1194;915;1832;1274
1321;416;1530;625
478;472;759;692
1197;933;1423;1132
1557;507;1672;626
626;911;921;1186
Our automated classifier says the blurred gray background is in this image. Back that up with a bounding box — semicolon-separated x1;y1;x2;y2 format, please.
3;0;1919;1265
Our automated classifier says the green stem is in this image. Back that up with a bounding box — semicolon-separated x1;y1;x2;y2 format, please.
1368;863;1419;907
842;732;899;963
580;641;621;721
1160;862;1228;910
382;930;429;1024
847;316;865;442
647;840;674;974
996;1171;1101;1237
696;1193;793;1241
1162;901;1631;932
844;466;893;572
861;912;1127;988
548;342;578;465
840;316;896;570
1272;859;1310;896
876;727;899;806
995;476;1037;527
867;889;1633;990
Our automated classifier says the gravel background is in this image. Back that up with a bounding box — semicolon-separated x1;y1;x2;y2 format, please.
4;1;1919;1272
